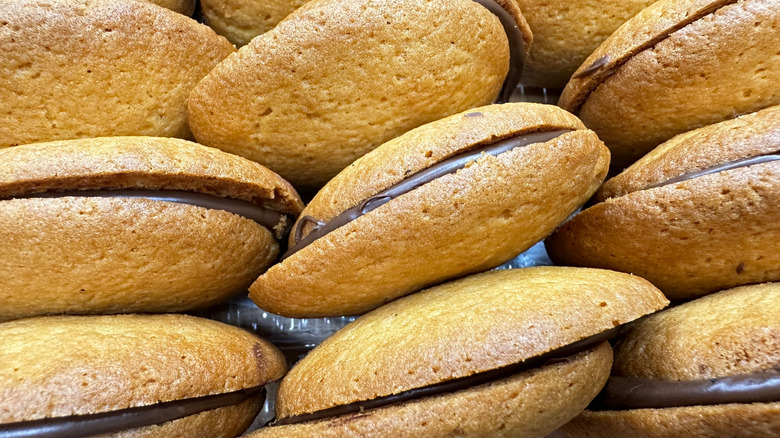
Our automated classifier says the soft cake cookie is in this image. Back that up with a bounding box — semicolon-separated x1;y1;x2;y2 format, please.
248;267;668;438
199;0;309;45
0;0;234;148
250;103;610;317
0;137;303;321
0;314;286;438
516;0;655;88
546;105;780;301
188;0;532;192
558;0;780;170
561;283;780;438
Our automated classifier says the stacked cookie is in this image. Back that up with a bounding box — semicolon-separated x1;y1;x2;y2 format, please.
1;0;778;436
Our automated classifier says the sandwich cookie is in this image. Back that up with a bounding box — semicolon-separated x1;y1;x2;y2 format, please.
558;0;780;170
0;137;303;322
198;0;310;46
250;103;610;317
545;105;780;301
248;267;668;438
0;0;234;149
515;0;656;89
188;0;532;192
142;0;196;15
0;314;286;438
561;282;780;438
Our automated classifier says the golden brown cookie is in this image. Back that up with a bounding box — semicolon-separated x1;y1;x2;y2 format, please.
546;105;780;301
199;0;309;45
558;0;780;170
0;136;303;321
188;0;532;192
516;0;655;89
143;0;196;15
249;103;610;317
247;267;667;438
561;282;780;438
0;0;234;148
0;314;287;437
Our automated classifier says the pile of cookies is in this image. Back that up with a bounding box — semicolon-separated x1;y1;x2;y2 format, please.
0;0;777;437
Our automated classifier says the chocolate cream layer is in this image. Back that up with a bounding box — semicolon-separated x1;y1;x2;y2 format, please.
273;327;618;426
0;387;264;438
283;129;572;260
645;153;780;190
590;372;780;411
7;189;291;238
472;0;525;102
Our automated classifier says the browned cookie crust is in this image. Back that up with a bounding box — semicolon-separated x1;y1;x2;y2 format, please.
0;137;302;321
546;106;780;300
0;0;234;148
188;0;532;191
559;0;780;170
250;103;610;317
0;314;287;437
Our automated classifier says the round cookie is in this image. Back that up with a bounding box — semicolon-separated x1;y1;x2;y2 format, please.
516;0;656;89
199;0;309;46
558;0;780;170
142;0;196;15
561;282;780;438
0;136;303;321
248;267;668;438
0;0;234;148
188;0;532;192
0;314;287;438
250;103;610;317
546;105;780;301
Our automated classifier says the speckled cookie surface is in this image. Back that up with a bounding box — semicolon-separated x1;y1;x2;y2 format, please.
561;283;780;438
188;0;532;191
250;103;610;317
0;314;286;436
251;267;667;437
516;0;655;88
0;0;234;148
546;107;780;300
0;137;303;321
558;0;780;170
199;0;309;45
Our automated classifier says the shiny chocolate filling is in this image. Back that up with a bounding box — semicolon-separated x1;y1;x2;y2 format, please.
472;0;525;102
0;387;265;438
645;154;780;190
282;129;572;260
8;189;292;239
272;327;618;426
590;372;780;411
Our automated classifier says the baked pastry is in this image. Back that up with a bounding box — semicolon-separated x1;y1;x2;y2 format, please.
0;136;303;321
188;0;532;192
0;314;286;437
248;267;668;438
0;0;234;148
199;0;309;46
558;0;780;170
516;0;655;88
250;103;610;317
143;0;196;15
561;282;780;438
546;105;780;301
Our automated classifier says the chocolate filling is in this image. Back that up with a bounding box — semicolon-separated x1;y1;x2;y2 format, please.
8;189;291;239
645;154;780;190
272;327;618;426
282;129;572;260
590;372;780;411
0;387;265;438
472;0;525;102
